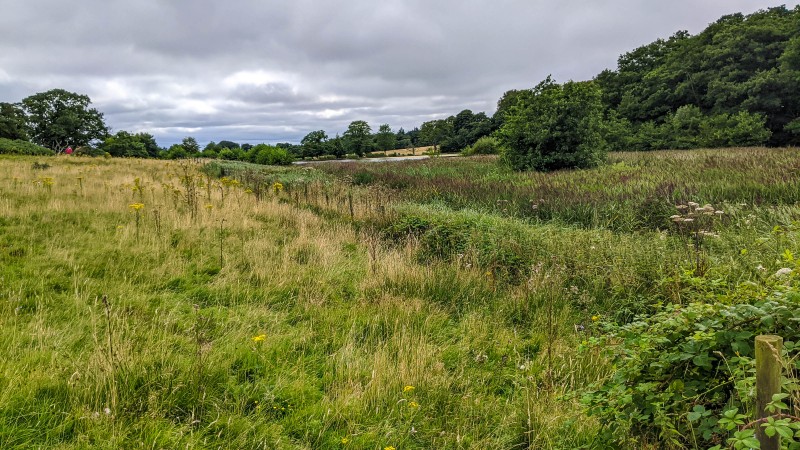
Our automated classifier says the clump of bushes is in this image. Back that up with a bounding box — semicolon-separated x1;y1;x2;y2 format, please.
462;136;501;156
252;144;293;166
583;278;800;449
0;138;54;156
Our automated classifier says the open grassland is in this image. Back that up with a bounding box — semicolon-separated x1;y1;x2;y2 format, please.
2;149;800;449
0;156;600;449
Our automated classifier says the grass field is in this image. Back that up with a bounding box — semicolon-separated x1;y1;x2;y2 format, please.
1;149;799;448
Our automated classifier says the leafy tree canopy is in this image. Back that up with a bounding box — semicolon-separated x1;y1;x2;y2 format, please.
498;77;607;171
20;89;108;152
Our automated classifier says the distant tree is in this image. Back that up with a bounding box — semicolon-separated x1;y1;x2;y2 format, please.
166;144;188;159
328;134;345;158
181;137;200;155
375;124;396;155
135;132;161;157
301;130;328;158
253;144;293;165
204;141;219;153
0;102;29;140
419;119;452;154
100;131;147;157
498;77;607;171
217;140;240;149
343;120;372;156
21;89;108;152
241;143;253;151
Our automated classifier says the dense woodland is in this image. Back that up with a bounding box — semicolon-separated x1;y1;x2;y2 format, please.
1;6;799;165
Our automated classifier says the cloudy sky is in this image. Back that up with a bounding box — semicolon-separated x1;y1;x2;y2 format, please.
1;1;797;146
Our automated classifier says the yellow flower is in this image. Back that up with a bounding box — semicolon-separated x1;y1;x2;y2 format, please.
384;447;396;450
129;203;145;211
205;204;214;210
408;401;419;408
403;385;415;393
340;437;349;444
591;315;599;322
272;181;284;194
251;334;266;343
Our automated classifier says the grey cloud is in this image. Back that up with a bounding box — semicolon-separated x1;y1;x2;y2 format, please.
1;0;797;146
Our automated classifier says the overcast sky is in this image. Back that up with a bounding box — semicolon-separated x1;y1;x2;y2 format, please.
1;1;797;146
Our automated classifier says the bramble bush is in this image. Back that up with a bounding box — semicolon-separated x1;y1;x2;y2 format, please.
582;272;800;449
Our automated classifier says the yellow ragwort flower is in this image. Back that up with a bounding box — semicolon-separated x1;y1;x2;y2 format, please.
591;315;599;322
384;447;396;450
340;437;349;444
129;203;145;211
408;401;419;408
251;334;266;343
403;385;415;393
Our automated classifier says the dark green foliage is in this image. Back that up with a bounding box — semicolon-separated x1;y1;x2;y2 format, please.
300;130;328;159
181;137;200;155
20;89;108;152
0;102;29;140
462;136;501;156
498;77;607;171
253;144;293;166
343;120;372;157
0;138;54;155
375;124;395;153
596;6;800;147
100;131;162;158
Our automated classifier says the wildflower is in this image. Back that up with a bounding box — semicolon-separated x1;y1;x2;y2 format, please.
714;210;724;215
403;385;415;393
252;334;267;343
775;268;793;277
116;225;124;230
591;315;599;322
340;437;349;444
205;204;214;211
129;203;145;211
687;201;699;208
384;446;396;450
408;401;419;408
272;181;284;194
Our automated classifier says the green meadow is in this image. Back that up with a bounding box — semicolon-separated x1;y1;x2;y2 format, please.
1;149;799;449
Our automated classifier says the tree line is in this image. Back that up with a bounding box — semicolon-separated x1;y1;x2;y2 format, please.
1;6;798;170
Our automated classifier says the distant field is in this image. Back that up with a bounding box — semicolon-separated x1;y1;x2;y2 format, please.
2;149;799;448
369;145;435;157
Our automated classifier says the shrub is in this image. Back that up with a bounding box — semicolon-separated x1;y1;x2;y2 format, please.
498;77;607;171
254;144;293;166
0;138;54;156
73;145;105;157
462;136;501;156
